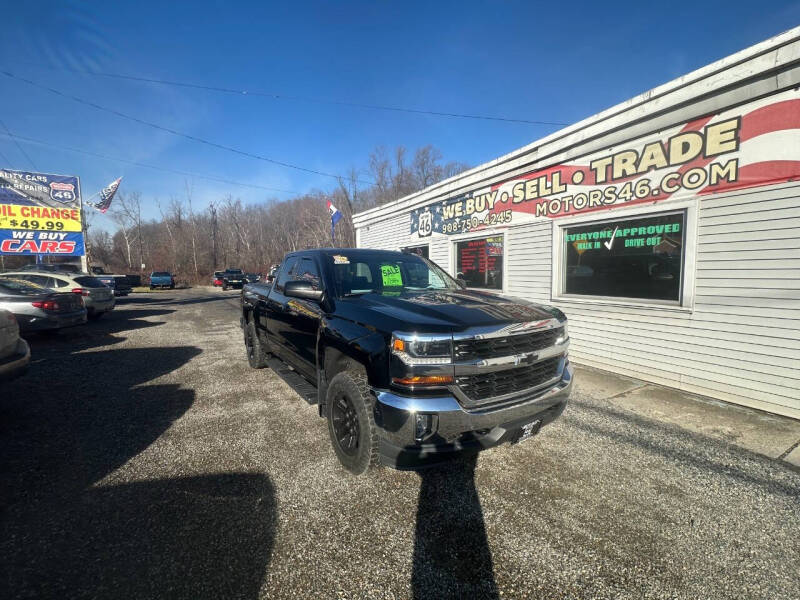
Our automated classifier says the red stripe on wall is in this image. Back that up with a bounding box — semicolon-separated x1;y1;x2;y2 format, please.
739;99;800;143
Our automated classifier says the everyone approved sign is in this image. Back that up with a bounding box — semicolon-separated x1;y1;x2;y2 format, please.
0;169;85;255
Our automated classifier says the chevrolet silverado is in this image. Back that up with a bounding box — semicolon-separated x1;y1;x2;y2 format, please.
240;248;572;474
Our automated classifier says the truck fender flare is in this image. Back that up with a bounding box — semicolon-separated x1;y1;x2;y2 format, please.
316;332;384;415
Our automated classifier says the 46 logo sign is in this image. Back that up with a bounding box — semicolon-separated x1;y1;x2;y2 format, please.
49;182;76;203
417;209;433;237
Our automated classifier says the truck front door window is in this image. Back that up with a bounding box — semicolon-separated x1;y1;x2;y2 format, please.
295;258;322;291
275;257;299;293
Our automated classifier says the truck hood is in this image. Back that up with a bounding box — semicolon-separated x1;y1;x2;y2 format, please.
335;289;564;334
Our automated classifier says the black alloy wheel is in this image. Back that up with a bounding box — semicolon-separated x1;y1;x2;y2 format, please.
325;368;379;474
331;393;360;456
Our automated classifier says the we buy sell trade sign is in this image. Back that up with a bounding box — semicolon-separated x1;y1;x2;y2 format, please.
0;169;84;256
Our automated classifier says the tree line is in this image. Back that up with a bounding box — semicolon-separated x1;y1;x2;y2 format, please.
84;145;467;281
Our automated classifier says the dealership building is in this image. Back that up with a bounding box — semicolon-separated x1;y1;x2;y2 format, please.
353;28;800;419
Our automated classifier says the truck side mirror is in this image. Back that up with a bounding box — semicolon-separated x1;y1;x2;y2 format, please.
285;280;324;302
456;278;467;289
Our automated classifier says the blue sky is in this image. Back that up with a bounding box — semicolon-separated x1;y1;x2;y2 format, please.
1;0;798;231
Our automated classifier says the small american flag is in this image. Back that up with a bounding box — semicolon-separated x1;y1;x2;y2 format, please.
89;177;123;213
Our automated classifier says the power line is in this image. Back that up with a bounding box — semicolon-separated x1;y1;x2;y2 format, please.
16;62;569;127
0;131;300;195
1;70;375;186
0;118;38;170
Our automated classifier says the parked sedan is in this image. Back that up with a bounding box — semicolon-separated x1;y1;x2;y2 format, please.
0;279;87;333
212;271;224;287
0;309;30;381
0;272;115;319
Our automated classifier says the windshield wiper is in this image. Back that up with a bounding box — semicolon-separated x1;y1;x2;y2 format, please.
341;291;372;297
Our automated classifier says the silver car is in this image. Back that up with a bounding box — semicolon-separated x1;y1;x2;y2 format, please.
0;309;30;381
0;272;115;319
0;278;87;333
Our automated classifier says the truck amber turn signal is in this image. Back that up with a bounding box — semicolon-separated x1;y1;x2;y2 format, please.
392;375;453;386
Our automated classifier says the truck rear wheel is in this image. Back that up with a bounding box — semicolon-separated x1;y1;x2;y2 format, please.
244;319;269;369
326;368;379;475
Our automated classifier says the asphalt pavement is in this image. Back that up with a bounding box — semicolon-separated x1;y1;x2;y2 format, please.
1;288;798;599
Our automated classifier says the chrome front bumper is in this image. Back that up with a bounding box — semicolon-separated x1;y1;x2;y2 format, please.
373;361;573;468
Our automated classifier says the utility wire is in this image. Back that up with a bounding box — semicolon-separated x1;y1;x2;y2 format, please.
0;131;299;195
0;118;38;170
16;62;569;127
1;70;375;186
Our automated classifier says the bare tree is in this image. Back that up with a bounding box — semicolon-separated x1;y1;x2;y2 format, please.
100;144;466;282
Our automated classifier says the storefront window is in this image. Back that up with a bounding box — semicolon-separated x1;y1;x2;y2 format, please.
455;236;503;290
401;245;429;259
563;212;684;302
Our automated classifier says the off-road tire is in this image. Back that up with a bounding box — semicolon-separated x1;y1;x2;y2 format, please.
88;311;104;320
222;283;228;291
326;367;380;475
244;318;269;369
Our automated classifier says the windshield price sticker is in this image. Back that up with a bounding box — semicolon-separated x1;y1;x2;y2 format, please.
332;254;350;264
381;264;403;287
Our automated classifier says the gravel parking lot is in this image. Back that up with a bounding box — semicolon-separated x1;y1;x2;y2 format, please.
2;288;798;600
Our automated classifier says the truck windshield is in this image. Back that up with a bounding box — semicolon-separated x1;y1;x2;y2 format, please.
329;252;459;298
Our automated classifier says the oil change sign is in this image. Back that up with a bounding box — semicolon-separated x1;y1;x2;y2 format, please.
411;88;800;237
0;169;84;255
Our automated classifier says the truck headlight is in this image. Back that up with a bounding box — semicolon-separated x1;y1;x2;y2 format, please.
391;334;452;365
555;322;569;345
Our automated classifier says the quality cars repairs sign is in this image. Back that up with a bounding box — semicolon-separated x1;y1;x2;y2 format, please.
0;169;85;255
411;88;800;237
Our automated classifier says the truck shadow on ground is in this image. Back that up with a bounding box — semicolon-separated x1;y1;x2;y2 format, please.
412;454;500;600
0;342;277;599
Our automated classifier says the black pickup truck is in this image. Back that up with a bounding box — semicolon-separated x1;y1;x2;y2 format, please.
221;268;246;291
241;248;572;474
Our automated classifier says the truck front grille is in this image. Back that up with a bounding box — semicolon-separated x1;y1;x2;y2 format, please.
455;356;561;403
454;327;563;361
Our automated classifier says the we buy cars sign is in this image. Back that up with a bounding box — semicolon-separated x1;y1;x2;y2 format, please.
411;88;800;237
0;169;85;256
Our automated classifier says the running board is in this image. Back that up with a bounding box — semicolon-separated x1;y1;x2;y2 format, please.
266;357;318;405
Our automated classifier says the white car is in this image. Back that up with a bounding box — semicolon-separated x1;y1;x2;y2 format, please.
0;309;30;381
0;272;115;319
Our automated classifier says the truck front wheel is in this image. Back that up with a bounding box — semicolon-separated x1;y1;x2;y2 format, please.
326;368;380;475
244;319;269;369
